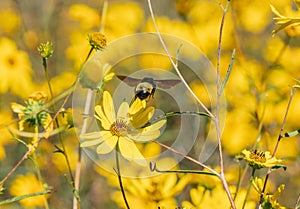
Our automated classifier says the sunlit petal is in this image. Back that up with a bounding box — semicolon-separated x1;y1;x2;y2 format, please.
81;138;102;147
131;106;154;128
95;105;111;130
80;131;110;139
103;91;116;123
118;137;147;166
10;102;25;115
143;119;166;132
117;102;129;120
96;135;118;154
128;98;145;114
130;130;161;142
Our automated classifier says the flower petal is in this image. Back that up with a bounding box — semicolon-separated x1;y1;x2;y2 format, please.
95;105;111;130
80;131;110;147
103;91;116;124
118;137;147;166
130;130;161;142
131;106;154;128
96;135;118;154
117;102;129;121
143;119;166;132
128;98;145;115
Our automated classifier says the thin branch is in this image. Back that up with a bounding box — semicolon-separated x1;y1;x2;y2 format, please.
215;1;236;209
0;91;71;186
154;141;220;177
146;0;214;119
72;1;109;209
259;87;296;205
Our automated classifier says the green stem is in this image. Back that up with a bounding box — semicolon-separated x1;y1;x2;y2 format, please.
72;46;97;209
32;153;50;209
83;46;94;65
242;168;256;209
116;144;131;209
0;190;52;205
42;57;76;201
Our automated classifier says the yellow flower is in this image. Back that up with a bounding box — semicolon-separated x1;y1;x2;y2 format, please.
112;172;190;209
40;71;77;96
68;4;101;30
0;37;34;97
0;110;15;160
0;9;20;34
80;91;166;166
65;31;90;69
11;91;53;139
271;3;300;36
104;2;144;41
242;149;282;170
88;32;107;50
235;0;271;33
253;178;292;209
9;173;49;208
182;184;256;209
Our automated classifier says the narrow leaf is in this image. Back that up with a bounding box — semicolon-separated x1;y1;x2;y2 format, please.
0;190;52;205
283;129;300;137
219;48;236;94
271;164;287;171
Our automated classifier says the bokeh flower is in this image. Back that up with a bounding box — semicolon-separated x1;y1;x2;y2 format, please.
80;91;166;165
181;183;256;209
0;37;34;97
0;110;15;160
68;4;101;30
112;171;190;209
241;149;282;170
0;9;20;34
9;173;49;208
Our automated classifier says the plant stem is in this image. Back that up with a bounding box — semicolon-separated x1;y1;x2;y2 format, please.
242;168;256;209
43;56;76;201
116;144;131;209
146;0;214;119
215;1;236;209
259;87;296;205
0;90;71;186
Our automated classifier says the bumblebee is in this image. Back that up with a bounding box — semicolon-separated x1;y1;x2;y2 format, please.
116;75;181;101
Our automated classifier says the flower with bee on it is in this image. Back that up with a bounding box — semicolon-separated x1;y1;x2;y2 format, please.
80;91;166;166
241;149;282;170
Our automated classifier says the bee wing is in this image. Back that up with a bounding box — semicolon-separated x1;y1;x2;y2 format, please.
116;75;141;87
155;79;181;89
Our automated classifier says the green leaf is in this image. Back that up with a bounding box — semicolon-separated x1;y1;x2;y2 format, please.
219;48;235;95
271;164;287;172
150;161;218;177
283;129;300;138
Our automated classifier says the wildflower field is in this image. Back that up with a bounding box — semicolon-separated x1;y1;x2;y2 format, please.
0;0;300;209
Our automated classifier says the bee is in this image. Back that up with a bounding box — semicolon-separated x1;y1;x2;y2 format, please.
116;75;181;101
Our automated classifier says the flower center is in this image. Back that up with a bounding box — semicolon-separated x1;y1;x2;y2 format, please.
6;56;16;67
249;150;266;163
110;120;128;137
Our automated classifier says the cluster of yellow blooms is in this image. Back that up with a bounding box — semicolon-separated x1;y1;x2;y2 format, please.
0;0;299;208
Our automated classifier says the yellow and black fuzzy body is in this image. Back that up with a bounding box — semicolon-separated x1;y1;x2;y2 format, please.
117;75;181;102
